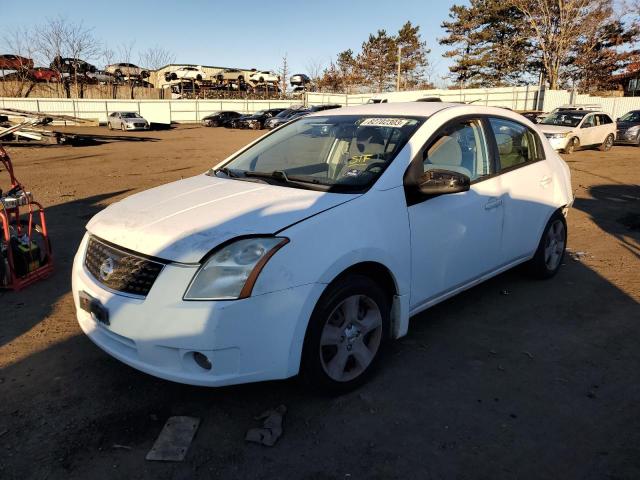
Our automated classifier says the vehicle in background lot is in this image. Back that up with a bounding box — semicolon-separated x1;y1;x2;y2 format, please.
519;110;546;124
87;70;115;84
202;111;242;127
50;57;97;75
265;108;311;129
235;108;286;130
264;107;306;129
105;63;149;79
538;110;616;154
0;54;34;70
552;104;601;113
72;102;573;391
107;112;150;131
415;97;442;102
164;66;205;82
290;73;311;86
615;110;640;146
216;68;246;83
29;67;61;82
249;70;279;84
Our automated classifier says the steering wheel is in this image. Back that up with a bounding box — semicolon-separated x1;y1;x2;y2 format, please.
364;161;387;173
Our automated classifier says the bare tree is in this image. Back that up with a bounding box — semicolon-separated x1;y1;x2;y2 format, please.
305;58;324;85
511;0;614;89
277;53;289;98
139;45;175;70
33;16;100;98
1;27;37;97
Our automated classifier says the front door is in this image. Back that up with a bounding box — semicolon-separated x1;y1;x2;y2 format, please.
408;117;504;311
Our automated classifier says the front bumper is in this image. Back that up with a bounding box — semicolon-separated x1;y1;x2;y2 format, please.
125;123;150;131
546;136;570;151
615;130;639;144
71;235;323;387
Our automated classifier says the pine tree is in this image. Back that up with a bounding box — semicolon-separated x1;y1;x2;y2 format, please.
396;21;431;88
357;30;397;92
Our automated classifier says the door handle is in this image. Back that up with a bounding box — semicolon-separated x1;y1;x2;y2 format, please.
540;176;552;187
484;197;503;210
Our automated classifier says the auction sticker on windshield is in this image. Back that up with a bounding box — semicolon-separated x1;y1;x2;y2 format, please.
359;118;409;128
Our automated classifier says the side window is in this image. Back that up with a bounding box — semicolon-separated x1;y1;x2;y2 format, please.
582;115;595;128
599;114;612;125
489;118;543;171
422;119;491;181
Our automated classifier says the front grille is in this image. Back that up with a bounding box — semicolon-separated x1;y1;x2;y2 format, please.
84;236;164;297
134;122;146;127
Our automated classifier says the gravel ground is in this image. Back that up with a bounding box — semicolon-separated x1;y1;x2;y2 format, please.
0;125;639;480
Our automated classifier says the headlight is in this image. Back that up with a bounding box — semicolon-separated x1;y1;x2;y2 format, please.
545;132;570;139
184;237;289;300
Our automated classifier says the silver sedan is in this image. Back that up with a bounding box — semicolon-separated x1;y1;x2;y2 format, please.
107;112;150;131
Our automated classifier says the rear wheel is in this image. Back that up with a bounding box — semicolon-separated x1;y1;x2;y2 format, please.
301;274;390;393
527;211;567;279
599;133;614;151
564;137;578;154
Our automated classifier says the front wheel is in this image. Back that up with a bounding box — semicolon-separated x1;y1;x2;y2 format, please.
599;133;614;151
107;122;112;130
527;212;567;279
301;275;390;393
564;137;578;154
121;123;126;131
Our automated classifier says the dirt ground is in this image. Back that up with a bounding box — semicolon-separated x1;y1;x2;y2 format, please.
0;125;639;480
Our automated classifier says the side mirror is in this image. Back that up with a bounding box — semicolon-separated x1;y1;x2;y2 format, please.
418;169;470;196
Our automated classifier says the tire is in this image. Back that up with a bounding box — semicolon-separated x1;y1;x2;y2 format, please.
107;122;112;130
259;76;264;83
251;121;261;130
196;74;202;82
564;137;578;154
211;120;219;127
599;133;614;151
170;73;177;81
300;274;390;393
121;123;126;131
526;211;567;279
238;75;244;82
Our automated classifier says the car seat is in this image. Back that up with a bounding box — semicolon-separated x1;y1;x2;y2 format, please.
423;136;472;178
495;133;524;169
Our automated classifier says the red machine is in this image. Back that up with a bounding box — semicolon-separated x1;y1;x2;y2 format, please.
0;144;53;290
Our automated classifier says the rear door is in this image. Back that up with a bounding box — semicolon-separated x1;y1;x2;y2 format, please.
407;117;504;310
487;117;556;263
579;114;598;145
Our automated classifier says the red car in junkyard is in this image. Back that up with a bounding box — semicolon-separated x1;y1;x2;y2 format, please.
30;67;62;82
0;54;34;70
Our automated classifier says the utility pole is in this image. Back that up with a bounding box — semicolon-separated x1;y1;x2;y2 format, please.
396;45;402;91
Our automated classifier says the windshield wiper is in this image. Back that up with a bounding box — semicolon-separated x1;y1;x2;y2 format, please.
243;170;329;189
212;166;242;178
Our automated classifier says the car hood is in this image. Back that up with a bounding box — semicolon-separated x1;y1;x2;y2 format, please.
537;124;575;134
617;121;639;129
86;174;358;263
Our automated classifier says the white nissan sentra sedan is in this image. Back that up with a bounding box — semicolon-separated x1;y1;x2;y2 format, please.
72;102;573;391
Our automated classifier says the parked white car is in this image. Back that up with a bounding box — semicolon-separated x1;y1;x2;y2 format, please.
249;70;279;84
73;103;573;391
107;111;150;131
105;63;149;78
164;66;205;82
537;110;616;153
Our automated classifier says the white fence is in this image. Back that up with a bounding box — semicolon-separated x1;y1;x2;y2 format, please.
307;85;544;111
0;97;300;125
542;90;640;120
2;86;640;125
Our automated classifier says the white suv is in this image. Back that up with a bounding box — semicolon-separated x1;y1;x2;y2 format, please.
164;66;205;82
249;70;279;84
538;110;616;154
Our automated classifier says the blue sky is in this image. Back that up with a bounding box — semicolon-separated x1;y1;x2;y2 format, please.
1;0;460;84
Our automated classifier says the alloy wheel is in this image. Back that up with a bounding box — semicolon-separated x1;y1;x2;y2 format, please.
319;294;383;383
544;219;565;271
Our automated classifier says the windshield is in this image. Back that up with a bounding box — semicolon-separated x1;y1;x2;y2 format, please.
619;111;640;123
121;112;139;118
541;111;586;127
210;115;424;192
